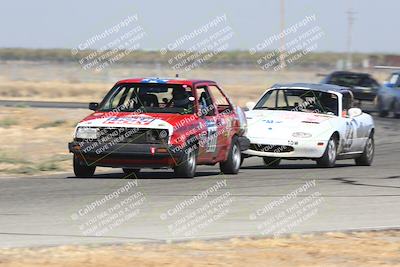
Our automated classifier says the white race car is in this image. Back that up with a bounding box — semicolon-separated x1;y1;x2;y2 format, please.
243;83;375;167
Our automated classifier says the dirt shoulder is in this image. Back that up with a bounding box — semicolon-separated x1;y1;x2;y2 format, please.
0;230;399;267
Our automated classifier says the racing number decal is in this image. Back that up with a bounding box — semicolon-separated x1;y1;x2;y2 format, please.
344;119;357;151
205;120;217;153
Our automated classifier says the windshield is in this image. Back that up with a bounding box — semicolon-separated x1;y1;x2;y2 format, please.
98;83;195;114
254;89;339;116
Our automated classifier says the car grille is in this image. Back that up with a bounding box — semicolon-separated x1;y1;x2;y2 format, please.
77;127;169;144
250;143;294;153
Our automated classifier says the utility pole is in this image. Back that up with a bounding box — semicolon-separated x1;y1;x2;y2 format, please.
346;8;355;70
279;0;286;68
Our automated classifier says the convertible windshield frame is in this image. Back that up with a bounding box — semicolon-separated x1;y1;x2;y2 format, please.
97;83;196;114
254;88;340;116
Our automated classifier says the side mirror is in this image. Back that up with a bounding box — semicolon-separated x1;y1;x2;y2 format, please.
348;107;362;117
89;102;99;111
245;101;256;110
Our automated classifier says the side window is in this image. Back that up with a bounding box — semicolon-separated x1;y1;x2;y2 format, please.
196;86;215;116
208;85;232;114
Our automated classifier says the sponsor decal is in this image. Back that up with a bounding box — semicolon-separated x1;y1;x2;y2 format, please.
205;120;217;153
262;119;283;124
104;116;155;125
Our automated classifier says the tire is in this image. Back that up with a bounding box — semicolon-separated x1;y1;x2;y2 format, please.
262;157;281;168
220;136;241;174
355;134;374;166
73;155;96;177
122;168;140;177
174;145;197;178
394;100;400;119
377;98;389;117
316;136;337;168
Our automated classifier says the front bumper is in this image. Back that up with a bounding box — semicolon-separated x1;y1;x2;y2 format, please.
242;137;327;159
69;141;184;168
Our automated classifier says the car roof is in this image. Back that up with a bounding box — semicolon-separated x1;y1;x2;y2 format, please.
271;83;350;93
116;77;216;86
328;71;371;77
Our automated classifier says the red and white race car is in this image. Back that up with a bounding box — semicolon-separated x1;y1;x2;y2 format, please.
69;78;249;178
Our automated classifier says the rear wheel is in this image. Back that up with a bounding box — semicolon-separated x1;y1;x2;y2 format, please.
220;136;241;174
73;155;96;177
355;134;374;166
262;157;281;168
316;136;337;168
174;146;197;178
122;168;140;177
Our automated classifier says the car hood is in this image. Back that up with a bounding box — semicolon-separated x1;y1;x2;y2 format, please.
245;110;336;139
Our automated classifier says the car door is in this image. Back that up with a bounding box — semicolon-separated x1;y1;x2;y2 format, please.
342;92;358;153
207;84;233;160
195;84;220;162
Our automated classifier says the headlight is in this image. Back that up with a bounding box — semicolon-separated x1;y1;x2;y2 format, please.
292;132;312;138
76;127;98;139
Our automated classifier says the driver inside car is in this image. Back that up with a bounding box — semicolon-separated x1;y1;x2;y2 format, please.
168;87;191;109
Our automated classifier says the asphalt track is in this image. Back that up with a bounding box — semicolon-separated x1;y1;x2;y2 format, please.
0;116;399;248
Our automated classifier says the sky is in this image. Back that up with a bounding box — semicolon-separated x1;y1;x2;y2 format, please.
0;0;398;53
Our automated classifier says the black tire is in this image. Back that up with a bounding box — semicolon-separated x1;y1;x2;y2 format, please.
377;98;389;117
355;134;374;166
316;136;337;168
122;168;140;177
220;136;241;174
379;109;389;117
394;100;400;119
174;145;197;178
73;155;96;177
262;157;281;168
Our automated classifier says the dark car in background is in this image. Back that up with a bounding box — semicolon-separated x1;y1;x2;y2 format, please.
320;71;380;103
376;72;400;118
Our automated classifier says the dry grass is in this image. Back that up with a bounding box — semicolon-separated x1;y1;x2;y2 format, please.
0;107;90;176
0;230;399;267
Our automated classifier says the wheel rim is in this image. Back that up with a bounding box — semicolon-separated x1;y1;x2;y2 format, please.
366;138;374;160
232;144;241;170
187;149;196;173
328;139;336;163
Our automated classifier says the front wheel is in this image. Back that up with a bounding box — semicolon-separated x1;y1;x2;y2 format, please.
220;136;241;174
73;155;96;177
316;136;337;168
174;146;197;178
355;135;374;166
394;100;400;119
377;98;389;117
